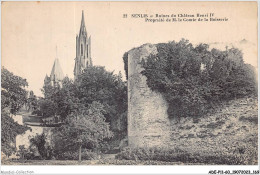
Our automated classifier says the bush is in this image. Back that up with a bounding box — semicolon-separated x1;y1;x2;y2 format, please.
29;133;54;160
116;147;252;165
16;145;38;160
140;39;257;118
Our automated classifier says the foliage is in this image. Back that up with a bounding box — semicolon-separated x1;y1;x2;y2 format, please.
16;145;37;160
1;67;28;114
33;98;55;117
52;101;113;157
38;66;127;154
16;145;27;160
29;133;53;160
41;78;58;99
39;67;127;128
77;66;127;128
1;67;30;156
38;82;67;120
116;147;251;165
27;91;38;111
36;77;78;121
1;109;29;156
122;52;128;80
140;39;257;118
16;135;54;160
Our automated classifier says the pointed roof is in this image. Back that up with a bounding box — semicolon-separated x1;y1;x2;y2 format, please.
50;58;64;82
81;11;85;26
44;74;49;82
79;10;87;36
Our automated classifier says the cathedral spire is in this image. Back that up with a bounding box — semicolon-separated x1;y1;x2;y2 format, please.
74;10;92;81
79;10;86;36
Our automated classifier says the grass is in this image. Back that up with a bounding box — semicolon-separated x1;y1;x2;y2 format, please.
1;159;203;165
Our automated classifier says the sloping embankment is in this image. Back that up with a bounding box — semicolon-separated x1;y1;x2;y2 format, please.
170;97;258;164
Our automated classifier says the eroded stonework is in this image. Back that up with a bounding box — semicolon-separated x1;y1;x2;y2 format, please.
128;44;171;148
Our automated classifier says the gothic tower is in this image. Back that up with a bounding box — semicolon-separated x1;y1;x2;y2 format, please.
50;58;64;87
74;11;92;80
44;58;64;88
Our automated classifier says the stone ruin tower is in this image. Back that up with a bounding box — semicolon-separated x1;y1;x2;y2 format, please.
127;44;171;148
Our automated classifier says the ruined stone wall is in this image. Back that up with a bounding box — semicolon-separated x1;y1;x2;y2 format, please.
12;115;53;150
128;44;171;148
126;43;258;164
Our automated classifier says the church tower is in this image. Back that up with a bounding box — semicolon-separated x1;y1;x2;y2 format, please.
44;58;64;88
50;58;64;87
74;11;92;80
44;46;64;89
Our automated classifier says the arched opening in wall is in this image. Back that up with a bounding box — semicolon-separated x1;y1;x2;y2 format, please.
81;44;83;56
87;45;88;57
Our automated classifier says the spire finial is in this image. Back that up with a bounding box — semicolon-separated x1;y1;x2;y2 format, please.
79;10;87;35
81;11;85;26
80;10;85;28
56;45;58;58
82;10;84;21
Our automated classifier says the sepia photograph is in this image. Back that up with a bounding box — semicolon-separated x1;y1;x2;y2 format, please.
1;1;258;174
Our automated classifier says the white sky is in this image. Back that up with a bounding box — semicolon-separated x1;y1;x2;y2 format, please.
2;2;257;96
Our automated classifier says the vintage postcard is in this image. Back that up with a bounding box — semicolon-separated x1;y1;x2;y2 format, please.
1;1;258;174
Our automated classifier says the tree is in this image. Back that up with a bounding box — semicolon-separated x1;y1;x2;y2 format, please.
37;76;82;121
40;67;127;129
34;98;56;118
77;66;127;132
38;66;127;155
29;133;53;159
27;91;38;111
1;67;30;156
52;101;113;161
1;67;28;114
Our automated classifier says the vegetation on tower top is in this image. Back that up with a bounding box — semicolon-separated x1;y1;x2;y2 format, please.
140;39;257;118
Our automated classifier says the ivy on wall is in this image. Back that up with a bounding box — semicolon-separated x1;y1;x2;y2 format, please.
123;52;128;80
140;39;257;118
